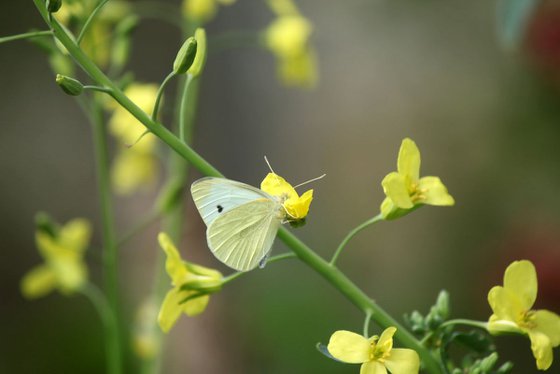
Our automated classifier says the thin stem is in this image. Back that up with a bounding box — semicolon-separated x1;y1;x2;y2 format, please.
221;253;298;285
117;208;161;247
179;74;197;143
439;319;489;330
80;283;119;374
77;0;109;44
0;30;52;44
363;311;372;337
32;4;443;372
91;98;122;374
330;213;383;266
84;85;113;94
152;71;176;122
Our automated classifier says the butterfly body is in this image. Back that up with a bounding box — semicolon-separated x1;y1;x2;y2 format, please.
191;177;285;272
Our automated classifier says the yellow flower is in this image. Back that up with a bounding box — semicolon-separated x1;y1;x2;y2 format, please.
327;327;420;374
21;218;91;298
182;0;235;24
158;232;223;333
380;138;454;219
108;83;160;195
132;298;160;360
260;172;313;220
264;2;318;88
487;260;560;370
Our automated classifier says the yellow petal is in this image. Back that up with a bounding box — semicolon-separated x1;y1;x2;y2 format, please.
58;218;92;253
158;232;188;285
380;197;396;219
533;310;560;347
417;177;454;206
20;265;56;299
528;330;554;370
503;260;537;311
260;173;298;200
183;0;217;23
158;288;184;333
381;172;413;209
397;138;420;182
384;348;420;374
185;262;222;280
35;231;60;261
487;286;525;326
183;294;210;316
265;16;312;58
360;361;388;374
375;327;396;356
52;257;87;293
327;330;370;364
277;49;318;88
285;189;313;219
111;149;157;195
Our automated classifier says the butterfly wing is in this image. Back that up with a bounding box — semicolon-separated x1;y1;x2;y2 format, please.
206;199;282;271
191;177;273;226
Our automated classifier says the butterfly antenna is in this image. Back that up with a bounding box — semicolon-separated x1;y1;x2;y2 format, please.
264;156;276;174
293;174;326;189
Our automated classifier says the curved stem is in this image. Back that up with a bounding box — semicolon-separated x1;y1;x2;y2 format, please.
221;253;298;285
80;283;119;374
0;30;52;44
84;85;113;94
179;74;197;143
330;214;383;266
31;4;443;372
91;98;122;373
439;319;489;330
77;0;109;44
363;311;372;337
152;71;176;122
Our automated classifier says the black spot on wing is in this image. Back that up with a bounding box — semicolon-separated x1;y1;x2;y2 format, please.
217;205;224;213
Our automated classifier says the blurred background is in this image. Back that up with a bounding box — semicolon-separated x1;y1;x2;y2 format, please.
1;0;560;373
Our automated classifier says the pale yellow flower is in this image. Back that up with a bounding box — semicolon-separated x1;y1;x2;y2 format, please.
158;232;223;333
21;218;91;298
260;172;313;220
264;14;318;88
182;0;235;24
380;138;454;219
328;327;420;374
108;83;159;195
488;260;560;370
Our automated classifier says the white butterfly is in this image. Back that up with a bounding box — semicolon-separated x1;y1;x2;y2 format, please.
191;177;285;272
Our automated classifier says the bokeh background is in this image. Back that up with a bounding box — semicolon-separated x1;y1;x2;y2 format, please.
2;0;560;373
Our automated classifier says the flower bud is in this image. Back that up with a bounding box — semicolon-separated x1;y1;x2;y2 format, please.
47;0;62;13
188;28;207;77
56;74;83;96
173;37;197;74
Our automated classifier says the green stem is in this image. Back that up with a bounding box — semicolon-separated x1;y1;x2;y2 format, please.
276;229;442;374
84;85;113;94
77;0;109;44
179;74;198;143
152;71;176;121
90;98;122;374
80;283;119;374
221;253;298;285
363;311;373;337
330;213;383;266
0;30;52;44
439;319;489;330
117;208;161;247
32;3;442;372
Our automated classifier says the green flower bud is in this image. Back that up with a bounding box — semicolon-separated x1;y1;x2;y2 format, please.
47;0;62;13
34;211;59;238
173;37;197;74
188;28;207;77
56;74;83;96
479;352;498;372
496;362;514;374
